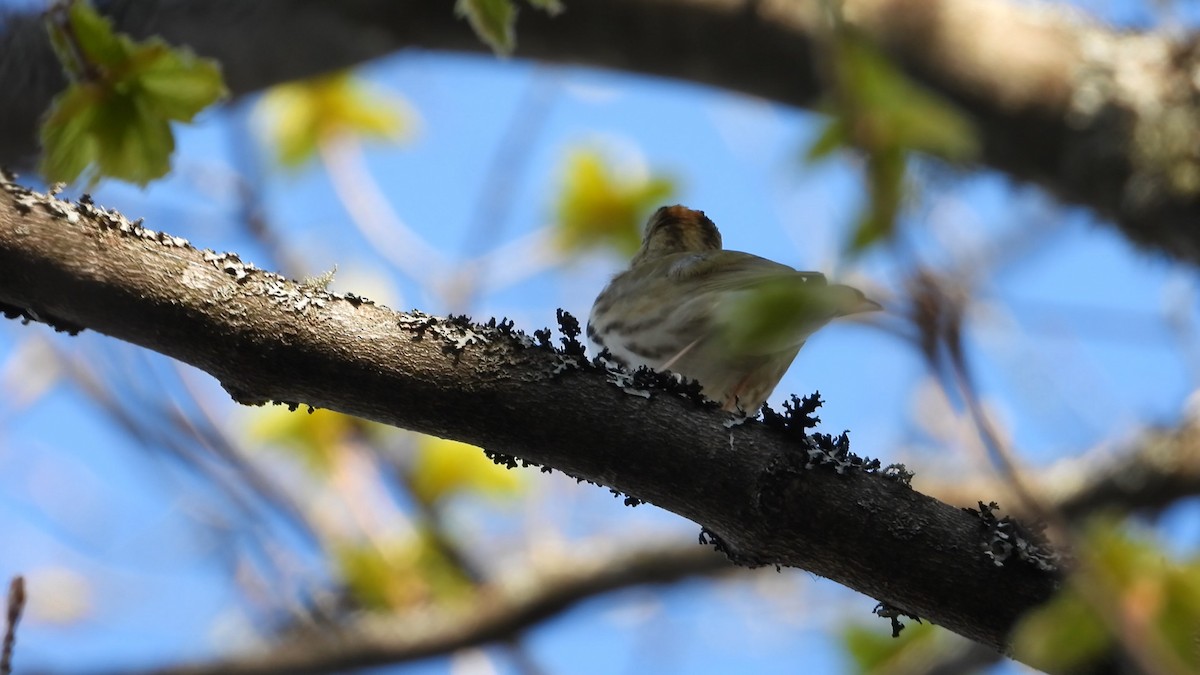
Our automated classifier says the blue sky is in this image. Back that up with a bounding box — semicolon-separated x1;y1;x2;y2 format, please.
2;2;1199;673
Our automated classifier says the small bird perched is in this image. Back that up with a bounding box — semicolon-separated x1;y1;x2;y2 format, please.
588;205;881;413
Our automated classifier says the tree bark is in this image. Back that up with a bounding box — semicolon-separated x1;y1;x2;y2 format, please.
2;0;1200;262
0;177;1061;661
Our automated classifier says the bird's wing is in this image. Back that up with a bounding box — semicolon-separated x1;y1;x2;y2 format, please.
665;250;827;291
664;251;883;357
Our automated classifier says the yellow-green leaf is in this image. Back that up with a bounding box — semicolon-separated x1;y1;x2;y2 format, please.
258;71;415;168
247;407;387;476
1012;522;1200;673
526;0;564;15
456;0;517;56
554;148;675;256
334;533;472;611
410;436;522;505
1012;587;1110;673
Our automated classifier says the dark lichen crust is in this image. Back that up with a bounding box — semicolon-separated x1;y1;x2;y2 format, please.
966;501;1061;573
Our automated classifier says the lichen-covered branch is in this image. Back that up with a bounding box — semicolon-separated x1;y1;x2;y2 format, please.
3;0;1200;261
0;177;1060;659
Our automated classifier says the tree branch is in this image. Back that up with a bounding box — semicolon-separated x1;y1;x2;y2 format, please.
136;543;731;675
3;0;1200;261
0;178;1060;662
925;417;1200;521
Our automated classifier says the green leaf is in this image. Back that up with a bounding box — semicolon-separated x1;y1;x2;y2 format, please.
842;621;938;674
456;0;517;56
554;148;676;256
64;0;128;69
806;31;977;255
39;0;227;185
41;87;173;186
805;116;848;162
834;35;978;161
91;93;174;184
135;44;227;122
39;84;102;185
850;147;906;253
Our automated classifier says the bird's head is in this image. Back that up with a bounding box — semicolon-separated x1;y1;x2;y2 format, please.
631;205;722;267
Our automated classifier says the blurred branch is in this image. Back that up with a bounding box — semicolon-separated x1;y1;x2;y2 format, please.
320;138;449;283
138;543;733;675
900;263;1200;521
4;0;1200;261
462;226;565;298
904;267;1197;674
369;441;548;675
2;576;24;675
382;436;547;675
0;181;1063;661
925;417;1200;521
1059;418;1200;518
49;342;323;553
447;67;561;311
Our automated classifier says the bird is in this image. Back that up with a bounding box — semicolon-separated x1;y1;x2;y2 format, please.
587;205;881;413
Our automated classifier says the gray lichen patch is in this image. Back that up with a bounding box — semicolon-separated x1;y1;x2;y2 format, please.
199;251;376;317
392;310;617;382
203;250;258;282
398;311;492;354
873;602;922;638
1;170;191;248
263;277;328;314
598;360;652;399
